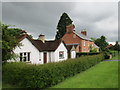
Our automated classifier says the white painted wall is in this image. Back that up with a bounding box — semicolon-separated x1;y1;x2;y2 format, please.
12;38;68;64
13;38;42;64
71;51;76;58
46;52;55;63
54;42;68;62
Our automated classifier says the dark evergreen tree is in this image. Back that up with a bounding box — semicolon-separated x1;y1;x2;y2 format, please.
113;41;120;51
55;12;73;40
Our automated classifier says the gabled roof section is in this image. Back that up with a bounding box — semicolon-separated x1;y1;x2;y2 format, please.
34;39;62;51
17;34;43;51
73;31;93;41
17;34;64;51
66;45;78;51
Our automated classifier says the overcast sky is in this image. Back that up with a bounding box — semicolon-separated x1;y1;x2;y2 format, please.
2;1;118;42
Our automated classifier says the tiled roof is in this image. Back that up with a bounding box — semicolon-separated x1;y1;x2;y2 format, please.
66;43;80;45
106;44;113;48
17;34;62;51
73;31;93;41
34;39;62;51
66;45;78;51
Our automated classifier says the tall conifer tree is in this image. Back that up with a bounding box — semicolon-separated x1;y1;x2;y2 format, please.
55;13;73;40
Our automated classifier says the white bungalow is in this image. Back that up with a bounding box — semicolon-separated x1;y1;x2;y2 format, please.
13;33;68;64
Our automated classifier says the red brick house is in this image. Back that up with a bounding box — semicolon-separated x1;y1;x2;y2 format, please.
61;24;99;52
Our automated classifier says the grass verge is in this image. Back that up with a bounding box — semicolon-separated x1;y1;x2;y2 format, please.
51;61;118;88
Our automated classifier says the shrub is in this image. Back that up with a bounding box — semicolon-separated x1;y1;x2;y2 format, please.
76;52;100;57
2;54;104;88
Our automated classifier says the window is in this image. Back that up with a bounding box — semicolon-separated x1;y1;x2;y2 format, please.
28;52;30;61
20;53;23;62
19;52;30;62
84;41;86;46
59;51;64;59
88;42;89;46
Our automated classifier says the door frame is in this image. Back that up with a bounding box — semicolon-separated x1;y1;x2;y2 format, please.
43;52;47;64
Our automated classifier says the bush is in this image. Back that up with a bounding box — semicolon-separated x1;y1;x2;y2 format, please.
2;54;104;88
76;52;100;57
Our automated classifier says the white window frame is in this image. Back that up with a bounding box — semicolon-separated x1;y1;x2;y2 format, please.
59;51;64;59
20;52;31;62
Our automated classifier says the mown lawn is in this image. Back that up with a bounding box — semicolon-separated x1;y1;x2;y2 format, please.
51;58;118;88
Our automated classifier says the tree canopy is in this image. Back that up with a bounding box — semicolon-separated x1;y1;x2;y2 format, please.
1;23;22;61
55;12;73;40
95;36;108;51
113;41;120;51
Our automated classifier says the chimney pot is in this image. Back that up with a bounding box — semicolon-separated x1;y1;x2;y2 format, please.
81;30;87;36
38;34;45;43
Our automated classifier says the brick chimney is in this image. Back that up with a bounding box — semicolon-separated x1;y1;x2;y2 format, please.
66;24;75;33
21;30;27;35
81;30;87;36
38;34;45;43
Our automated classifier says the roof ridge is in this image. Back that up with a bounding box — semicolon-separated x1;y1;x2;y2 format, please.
73;31;93;41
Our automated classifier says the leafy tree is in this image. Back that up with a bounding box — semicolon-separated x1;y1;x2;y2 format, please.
1;23;22;62
55;12;73;40
89;45;97;52
95;36;108;51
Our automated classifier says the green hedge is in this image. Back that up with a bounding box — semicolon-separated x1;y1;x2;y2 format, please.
3;54;104;88
76;52;100;57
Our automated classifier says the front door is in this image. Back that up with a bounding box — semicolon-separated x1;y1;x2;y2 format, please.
44;52;47;64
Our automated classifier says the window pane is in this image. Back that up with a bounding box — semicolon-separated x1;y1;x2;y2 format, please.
28;52;30;61
24;53;26;55
59;51;64;59
20;53;22;62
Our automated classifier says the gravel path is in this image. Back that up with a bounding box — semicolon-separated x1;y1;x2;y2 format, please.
104;60;120;61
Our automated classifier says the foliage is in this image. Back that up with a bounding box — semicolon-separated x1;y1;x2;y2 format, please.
95;36;108;51
113;41;120;51
90;48;97;52
1;23;22;61
76;52;99;57
55;12;73;40
3;54;104;88
89;44;97;52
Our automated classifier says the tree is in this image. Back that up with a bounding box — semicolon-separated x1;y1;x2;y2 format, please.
113;41;120;51
55;12;73;40
1;23;22;61
95;36;108;51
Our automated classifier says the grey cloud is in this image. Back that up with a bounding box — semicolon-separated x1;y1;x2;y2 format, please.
2;2;118;42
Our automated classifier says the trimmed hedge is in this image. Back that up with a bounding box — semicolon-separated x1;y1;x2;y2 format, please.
76;52;100;57
3;54;104;88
